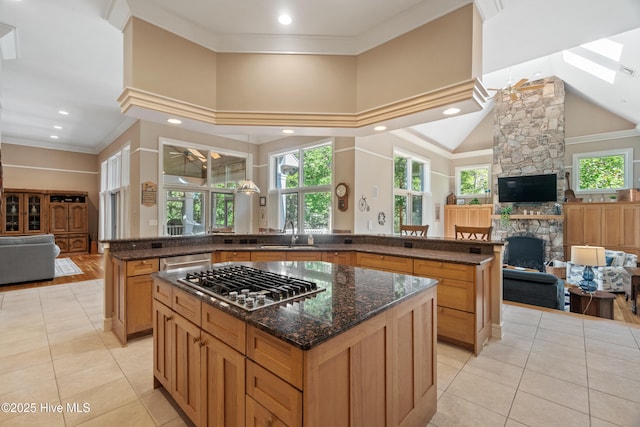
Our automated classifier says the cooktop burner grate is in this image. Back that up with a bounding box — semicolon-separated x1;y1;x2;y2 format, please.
178;265;323;311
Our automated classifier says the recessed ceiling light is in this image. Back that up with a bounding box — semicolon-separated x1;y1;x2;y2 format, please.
282;129;294;134
53;125;63;130
58;110;69;115
167;118;182;124
374;125;387;131
50;135;59;139
278;14;292;25
443;107;461;115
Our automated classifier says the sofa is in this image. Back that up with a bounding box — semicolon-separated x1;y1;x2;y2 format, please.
503;269;566;310
0;234;61;285
566;250;637;293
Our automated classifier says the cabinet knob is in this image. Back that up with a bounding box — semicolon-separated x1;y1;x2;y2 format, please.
166;316;173;321
265;420;273;427
200;340;206;347
193;336;201;344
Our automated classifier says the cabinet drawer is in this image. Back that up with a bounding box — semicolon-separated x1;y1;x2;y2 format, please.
172;287;201;326
217;251;251;262
127;258;159;276
246;396;287;427
251;251;287;262
68;235;88;253
322;251;353;265
247;326;303;389
153;278;172;306
286;251;323;261
437;306;474;345
246;360;302;427
414;259;474;281
201;304;246;354
356;252;413;274
437;279;474;312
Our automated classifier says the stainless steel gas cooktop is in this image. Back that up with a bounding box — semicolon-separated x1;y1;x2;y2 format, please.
178;265;324;311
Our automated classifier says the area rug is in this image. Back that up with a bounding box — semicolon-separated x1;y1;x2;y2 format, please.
54;258;83;277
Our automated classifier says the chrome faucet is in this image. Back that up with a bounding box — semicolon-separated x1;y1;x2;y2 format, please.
283;221;297;244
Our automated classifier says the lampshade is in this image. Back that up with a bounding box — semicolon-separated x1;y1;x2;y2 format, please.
237;179;260;194
570;245;606;266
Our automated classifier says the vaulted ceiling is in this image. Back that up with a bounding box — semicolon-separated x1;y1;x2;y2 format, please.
0;0;638;154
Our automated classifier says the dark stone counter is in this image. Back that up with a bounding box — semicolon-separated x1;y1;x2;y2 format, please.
111;241;493;266
153;261;438;350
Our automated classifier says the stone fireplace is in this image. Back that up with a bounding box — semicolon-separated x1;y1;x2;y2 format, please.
492;77;565;262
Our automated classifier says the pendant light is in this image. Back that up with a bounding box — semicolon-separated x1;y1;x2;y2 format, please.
237;141;260;194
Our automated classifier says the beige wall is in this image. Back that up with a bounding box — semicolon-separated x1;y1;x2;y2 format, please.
356;4;480;111
2;143;100;239
123;5;480;121
565;90;636;137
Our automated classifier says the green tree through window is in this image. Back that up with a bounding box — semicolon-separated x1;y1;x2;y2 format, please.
458;167;489;196
578;155;625;190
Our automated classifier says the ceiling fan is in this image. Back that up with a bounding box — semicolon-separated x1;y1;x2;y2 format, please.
488;78;545;101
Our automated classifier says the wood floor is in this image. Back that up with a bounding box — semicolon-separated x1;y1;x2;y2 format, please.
1;253;639;326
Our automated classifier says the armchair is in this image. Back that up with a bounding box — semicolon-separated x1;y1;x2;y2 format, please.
566;250;637;293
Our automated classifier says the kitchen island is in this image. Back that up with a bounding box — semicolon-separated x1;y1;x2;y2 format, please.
153;261;438;427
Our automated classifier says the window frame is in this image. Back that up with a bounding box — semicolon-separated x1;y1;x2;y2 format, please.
393;149;431;233
270;141;333;234
455;164;491;198
572;148;633;194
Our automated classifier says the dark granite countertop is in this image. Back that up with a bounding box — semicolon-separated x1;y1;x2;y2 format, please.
153;261;438;350
112;242;493;266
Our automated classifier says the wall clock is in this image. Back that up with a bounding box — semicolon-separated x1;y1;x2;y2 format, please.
335;182;349;211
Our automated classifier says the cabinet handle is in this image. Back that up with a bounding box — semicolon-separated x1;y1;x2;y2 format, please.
200;340;206;347
193;336;201;344
166;316;173;321
265;420;273;427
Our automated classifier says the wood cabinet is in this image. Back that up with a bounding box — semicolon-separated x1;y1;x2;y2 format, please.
444;204;493;238
216;251;251;262
355;252;413;274
1;191;47;235
321;251;354;266
112;258;159;344
412;259;491;355
49;192;89;254
154;277;437;427
564;202;640;257
153;283;246;427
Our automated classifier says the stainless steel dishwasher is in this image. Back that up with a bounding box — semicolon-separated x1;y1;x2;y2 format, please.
159;253;212;271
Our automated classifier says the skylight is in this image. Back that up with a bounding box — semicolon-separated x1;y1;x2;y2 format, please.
581;38;623;62
562;50;616;84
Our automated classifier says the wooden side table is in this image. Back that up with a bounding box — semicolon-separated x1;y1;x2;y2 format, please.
568;287;616;319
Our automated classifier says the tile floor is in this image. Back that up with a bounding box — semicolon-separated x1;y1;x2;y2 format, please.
1;280;639;426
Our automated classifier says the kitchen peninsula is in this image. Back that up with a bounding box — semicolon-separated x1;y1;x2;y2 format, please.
103;234;502;355
153;261;438;426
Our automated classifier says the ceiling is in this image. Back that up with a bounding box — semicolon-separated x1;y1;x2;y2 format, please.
0;0;639;155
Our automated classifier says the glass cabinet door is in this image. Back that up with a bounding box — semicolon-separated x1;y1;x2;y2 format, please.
3;193;23;234
25;193;46;233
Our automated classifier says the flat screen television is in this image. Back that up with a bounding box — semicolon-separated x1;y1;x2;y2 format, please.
498;174;558;203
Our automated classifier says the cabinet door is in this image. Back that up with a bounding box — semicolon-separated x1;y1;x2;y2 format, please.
49;203;68;233
286;251;322;261
583;205;603;245
200;331;245;427
217;251;251;262
620;205;640;252
251;251;287;262
2;193;24;234
24;193;47;234
68;203;88;232
172;314;202;423
126;275;153;335
564;205;584;246
322;251;353;266
67;235;88;252
602;205;621;248
153;300;173;390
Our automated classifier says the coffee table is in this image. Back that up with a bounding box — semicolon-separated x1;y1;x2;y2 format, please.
625;267;640;315
568;287;616;319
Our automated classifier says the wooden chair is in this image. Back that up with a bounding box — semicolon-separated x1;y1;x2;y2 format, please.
455;225;493;241
400;224;429;237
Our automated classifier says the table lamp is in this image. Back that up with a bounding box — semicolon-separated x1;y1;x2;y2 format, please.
570;245;606;293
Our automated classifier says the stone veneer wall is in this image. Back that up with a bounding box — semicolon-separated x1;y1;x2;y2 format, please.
493;77;565;262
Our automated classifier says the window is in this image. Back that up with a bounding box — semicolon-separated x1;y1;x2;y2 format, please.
161;140;249;235
273;143;332;234
455;164;490;197
393;152;430;233
573;148;633;192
